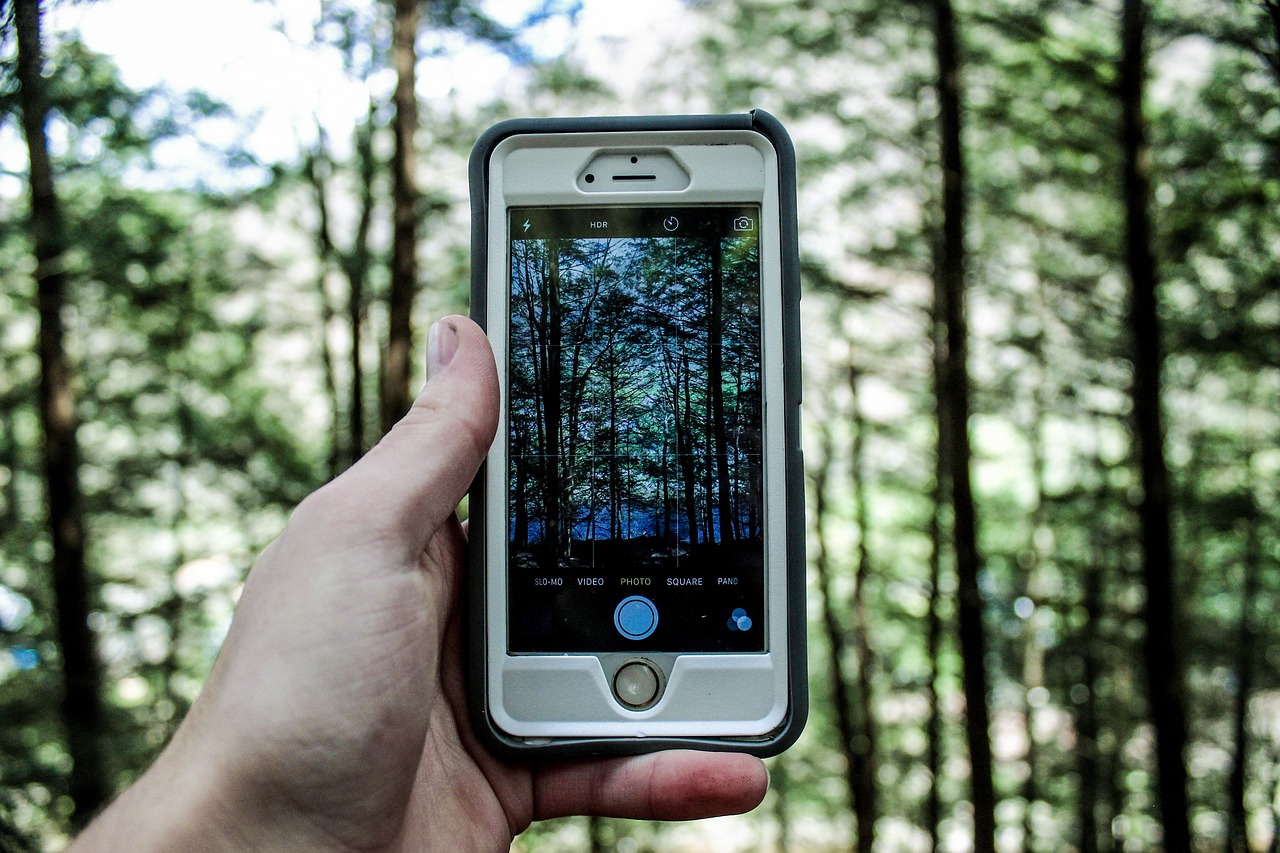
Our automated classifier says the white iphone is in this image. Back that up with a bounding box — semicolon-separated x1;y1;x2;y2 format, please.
467;111;805;756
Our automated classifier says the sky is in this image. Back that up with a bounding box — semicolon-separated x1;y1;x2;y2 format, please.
0;0;691;189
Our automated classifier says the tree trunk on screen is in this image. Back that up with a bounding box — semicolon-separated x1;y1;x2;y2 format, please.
707;238;734;543
930;0;996;849
15;0;109;827
1120;3;1192;851
542;240;564;565
382;0;420;435
677;350;699;545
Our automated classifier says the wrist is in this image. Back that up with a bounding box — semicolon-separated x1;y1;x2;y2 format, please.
69;720;252;853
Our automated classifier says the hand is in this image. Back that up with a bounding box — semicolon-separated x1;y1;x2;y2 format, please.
72;315;768;852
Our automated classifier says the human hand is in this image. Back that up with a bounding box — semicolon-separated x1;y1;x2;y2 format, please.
72;315;768;852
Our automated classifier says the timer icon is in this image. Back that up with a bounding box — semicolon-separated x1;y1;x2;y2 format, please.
662;216;679;232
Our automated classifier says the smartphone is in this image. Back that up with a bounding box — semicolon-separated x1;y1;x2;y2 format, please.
467;111;805;756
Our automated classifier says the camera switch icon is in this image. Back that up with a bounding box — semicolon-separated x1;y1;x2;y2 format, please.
732;216;754;231
727;607;753;632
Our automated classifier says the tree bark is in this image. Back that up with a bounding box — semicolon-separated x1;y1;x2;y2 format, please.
381;0;420;435
925;227;948;853
345;102;377;464
707;238;734;542
930;0;996;849
1120;3;1192;851
542;239;564;565
1226;439;1260;853
304;140;342;479
810;424;863;836
14;0;109;826
848;368;879;853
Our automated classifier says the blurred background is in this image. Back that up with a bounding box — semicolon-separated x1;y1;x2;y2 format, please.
1;0;1277;850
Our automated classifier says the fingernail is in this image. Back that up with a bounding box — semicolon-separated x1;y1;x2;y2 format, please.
427;319;458;380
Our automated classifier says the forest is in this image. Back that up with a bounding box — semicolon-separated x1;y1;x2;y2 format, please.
508;228;762;570
1;0;1278;851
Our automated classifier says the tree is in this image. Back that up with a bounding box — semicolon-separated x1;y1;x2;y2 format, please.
1120;2;1192;850
381;0;421;435
929;1;996;849
12;0;109;826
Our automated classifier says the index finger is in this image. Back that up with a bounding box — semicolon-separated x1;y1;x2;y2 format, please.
532;751;768;822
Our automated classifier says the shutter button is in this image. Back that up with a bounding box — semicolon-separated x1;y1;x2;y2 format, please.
613;595;658;640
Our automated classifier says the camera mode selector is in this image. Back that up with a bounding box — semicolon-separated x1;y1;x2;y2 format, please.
613;595;658;641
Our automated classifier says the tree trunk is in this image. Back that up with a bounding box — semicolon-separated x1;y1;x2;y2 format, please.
676;350;699;545
382;0;420;435
1120;3;1192;851
810;424;863;836
14;0;109;827
930;0;996;849
1226;439;1261;853
925;232;948;853
848;368;879;853
304;140;342;479
346;101;377;465
707;238;734;542
542;239;564;566
1077;537;1103;853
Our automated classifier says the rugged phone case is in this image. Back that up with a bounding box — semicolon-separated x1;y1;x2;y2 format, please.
466;109;806;758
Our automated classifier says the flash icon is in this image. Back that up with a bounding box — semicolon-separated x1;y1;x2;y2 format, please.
522;219;531;233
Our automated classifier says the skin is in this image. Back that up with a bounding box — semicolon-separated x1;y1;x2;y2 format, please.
71;315;767;852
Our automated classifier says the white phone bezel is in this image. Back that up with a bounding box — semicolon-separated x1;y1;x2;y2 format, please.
482;129;790;739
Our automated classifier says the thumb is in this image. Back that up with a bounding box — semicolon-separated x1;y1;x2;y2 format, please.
311;315;499;559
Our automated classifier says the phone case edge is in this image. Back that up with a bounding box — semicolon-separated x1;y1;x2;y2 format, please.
466;110;807;759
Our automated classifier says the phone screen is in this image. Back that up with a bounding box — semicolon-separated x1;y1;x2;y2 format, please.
505;206;766;654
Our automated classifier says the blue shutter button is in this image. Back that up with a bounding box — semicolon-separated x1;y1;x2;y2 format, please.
614;595;658;640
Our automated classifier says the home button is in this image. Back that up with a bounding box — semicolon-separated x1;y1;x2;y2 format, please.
613;660;661;710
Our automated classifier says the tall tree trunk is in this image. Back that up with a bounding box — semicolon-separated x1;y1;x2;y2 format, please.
305;140;343;479
810;424;863;835
1120;3;1192;851
925;225;948;853
587;815;606;853
1020;321;1051;853
1264;1;1280;84
848;368;879;853
14;0;109;826
542;240;564;566
1077;534;1103;853
930;1;996;849
707;238;734;542
771;756;791;853
1226;437;1261;853
346;101;377;464
677;350;699;545
381;0;420;434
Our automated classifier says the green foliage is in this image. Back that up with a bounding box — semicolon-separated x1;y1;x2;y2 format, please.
2;0;1277;850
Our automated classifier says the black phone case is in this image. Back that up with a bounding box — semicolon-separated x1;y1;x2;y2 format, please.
467;110;806;758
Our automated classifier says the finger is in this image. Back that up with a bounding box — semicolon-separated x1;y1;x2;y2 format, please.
300;315;499;559
532;751;768;822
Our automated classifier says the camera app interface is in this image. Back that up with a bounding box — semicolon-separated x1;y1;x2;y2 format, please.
507;206;765;653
